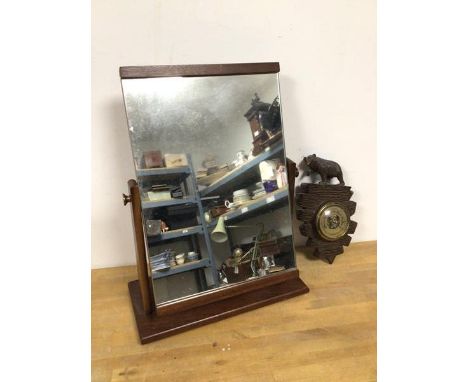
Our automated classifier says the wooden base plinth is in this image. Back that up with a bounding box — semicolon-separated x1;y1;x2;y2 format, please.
128;276;309;344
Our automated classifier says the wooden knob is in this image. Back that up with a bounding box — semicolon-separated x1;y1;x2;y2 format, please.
123;193;132;206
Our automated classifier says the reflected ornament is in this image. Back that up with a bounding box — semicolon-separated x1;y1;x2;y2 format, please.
232;247;244;266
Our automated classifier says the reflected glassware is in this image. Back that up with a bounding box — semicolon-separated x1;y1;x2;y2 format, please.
234;150;248;166
150;250;171;271
233;189;250;204
276;165;287;188
204;211;212;223
146;219;161;236
175;253;185;265
225;200;240;209
259;160;279;192
187;251;199;262
263;180;278;193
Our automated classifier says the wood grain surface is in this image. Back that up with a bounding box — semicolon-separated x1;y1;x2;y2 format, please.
127;179;154;314
119;62;280;79
92;241;376;382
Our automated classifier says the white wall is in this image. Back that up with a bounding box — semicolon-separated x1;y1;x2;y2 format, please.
92;0;376;268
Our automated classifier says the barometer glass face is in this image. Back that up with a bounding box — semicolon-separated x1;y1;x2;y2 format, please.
316;203;350;241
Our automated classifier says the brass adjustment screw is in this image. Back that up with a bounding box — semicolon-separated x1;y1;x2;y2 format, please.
122;193;132;206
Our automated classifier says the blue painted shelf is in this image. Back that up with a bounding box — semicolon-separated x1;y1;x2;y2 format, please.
147;225;203;244
199;144;284;197
207;187;289;226
151;258;211;280
136;166;191;177
139;155;219;287
141;196;197;210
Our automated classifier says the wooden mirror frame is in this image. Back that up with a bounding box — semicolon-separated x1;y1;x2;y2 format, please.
121;62;309;344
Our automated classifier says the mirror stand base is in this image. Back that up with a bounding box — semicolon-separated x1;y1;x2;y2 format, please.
128;277;309;344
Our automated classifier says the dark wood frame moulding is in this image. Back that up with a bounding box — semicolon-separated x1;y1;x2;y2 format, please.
120;62;280;79
122;62;309;344
157;268;300;316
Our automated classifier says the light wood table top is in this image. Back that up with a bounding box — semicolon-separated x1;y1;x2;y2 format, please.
92;241;376;382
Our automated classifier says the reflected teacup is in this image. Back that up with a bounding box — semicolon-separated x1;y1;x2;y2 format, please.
225;200;240;209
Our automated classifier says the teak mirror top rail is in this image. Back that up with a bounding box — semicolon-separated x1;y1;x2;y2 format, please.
119;62;280;79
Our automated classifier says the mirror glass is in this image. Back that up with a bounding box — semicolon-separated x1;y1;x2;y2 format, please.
121;73;296;305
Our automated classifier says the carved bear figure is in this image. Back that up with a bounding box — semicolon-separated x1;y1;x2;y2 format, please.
302;154;345;185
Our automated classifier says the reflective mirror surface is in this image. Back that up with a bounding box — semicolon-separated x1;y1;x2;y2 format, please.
122;73;296;304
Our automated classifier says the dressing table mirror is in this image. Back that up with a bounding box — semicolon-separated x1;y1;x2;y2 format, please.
120;63;309;343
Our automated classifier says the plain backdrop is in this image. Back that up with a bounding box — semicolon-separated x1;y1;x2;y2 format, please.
5;1;468;381
92;0;376;268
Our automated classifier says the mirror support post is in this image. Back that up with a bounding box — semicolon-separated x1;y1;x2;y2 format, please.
126;179;155;315
286;157;298;213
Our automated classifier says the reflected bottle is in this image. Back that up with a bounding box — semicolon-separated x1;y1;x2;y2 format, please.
259;160;279;193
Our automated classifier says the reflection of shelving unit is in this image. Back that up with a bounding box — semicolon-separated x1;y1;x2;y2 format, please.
141;196;197;210
137;166;191;177
207;187;289;228
199;143;284;197
137;156;219;288
200;142;288;232
152;258;211;279
220;187;289;223
147;225;203;243
200;143;293;274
